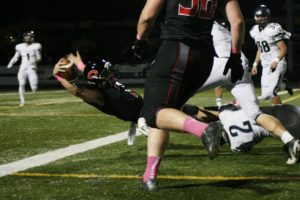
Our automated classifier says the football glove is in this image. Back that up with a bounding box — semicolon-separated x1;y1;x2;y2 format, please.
132;39;148;60
223;53;244;83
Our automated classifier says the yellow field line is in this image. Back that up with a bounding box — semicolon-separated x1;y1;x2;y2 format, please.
283;94;300;104
11;172;300;181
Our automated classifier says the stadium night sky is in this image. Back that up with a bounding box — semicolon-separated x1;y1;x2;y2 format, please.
0;0;288;27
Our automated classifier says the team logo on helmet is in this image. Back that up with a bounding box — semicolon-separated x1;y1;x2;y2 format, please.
87;69;99;80
83;59;117;86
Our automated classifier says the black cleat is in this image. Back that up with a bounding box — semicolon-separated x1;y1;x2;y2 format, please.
201;121;223;159
283;77;293;95
286;85;294;96
141;179;157;191
284;139;300;165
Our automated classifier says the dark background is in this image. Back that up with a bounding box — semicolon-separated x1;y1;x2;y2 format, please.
0;0;299;81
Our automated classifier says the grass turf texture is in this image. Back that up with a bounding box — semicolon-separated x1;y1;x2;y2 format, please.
0;88;300;200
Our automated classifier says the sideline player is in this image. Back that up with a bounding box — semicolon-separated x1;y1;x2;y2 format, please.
6;31;42;107
250;5;292;105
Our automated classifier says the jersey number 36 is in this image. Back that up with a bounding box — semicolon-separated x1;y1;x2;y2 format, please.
178;0;217;19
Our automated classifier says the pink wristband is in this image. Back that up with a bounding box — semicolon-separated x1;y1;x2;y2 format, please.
77;61;85;71
54;75;63;82
231;47;241;54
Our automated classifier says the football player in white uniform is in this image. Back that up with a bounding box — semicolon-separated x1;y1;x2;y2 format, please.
7;31;42;107
197;21;300;165
218;104;300;164
250;5;291;105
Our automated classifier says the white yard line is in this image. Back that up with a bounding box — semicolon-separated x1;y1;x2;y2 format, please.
0;90;66;96
0;130;141;177
257;89;300;100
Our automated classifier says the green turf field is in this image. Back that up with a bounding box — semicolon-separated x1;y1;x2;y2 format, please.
1;88;300;200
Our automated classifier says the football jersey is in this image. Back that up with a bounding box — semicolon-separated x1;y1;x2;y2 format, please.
85;82;144;123
160;0;224;42
219;105;269;152
211;21;232;57
8;42;42;70
250;23;286;65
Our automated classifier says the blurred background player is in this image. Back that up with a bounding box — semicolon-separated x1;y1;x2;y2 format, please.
6;31;42;107
250;5;292;105
53;51;144;145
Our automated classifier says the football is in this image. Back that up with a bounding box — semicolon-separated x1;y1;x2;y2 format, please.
57;58;78;82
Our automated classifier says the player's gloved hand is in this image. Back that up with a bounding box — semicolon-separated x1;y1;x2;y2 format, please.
132;39;148;60
223;50;244;83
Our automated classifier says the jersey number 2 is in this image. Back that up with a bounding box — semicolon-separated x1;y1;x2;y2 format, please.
178;0;217;19
229;121;253;137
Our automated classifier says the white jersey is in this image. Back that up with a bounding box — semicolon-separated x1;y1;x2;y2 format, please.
211;22;231;58
219;106;270;152
250;23;286;66
8;42;42;70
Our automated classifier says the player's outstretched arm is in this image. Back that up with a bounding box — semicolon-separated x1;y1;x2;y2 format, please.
53;58;78;95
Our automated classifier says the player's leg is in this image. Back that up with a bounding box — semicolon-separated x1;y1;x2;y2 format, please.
141;128;168;191
17;69;27;106
28;68;38;93
231;60;300;164
215;86;224;107
140;41;221;189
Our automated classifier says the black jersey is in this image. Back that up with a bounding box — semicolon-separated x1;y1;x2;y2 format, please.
85;82;143;123
160;0;224;42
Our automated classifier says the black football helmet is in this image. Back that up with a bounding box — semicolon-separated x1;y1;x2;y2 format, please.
83;59;117;86
23;31;35;43
254;5;271;27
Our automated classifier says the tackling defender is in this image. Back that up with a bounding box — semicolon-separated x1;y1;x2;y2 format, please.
6;31;42;107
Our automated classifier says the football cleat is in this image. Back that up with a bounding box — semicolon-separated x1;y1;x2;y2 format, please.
285;139;300;165
285;85;294;96
282;77;293;95
141;178;157;191
201;121;223;159
137;117;148;137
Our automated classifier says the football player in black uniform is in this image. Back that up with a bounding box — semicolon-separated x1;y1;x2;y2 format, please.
132;0;246;191
53;51;144;145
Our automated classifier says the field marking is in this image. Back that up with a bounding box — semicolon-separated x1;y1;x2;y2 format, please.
11;172;300;181
283;94;300;104
0;130;141;178
257;88;300;100
0;90;66;96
